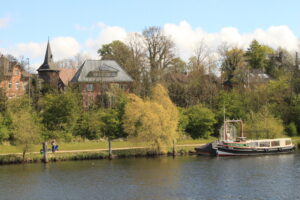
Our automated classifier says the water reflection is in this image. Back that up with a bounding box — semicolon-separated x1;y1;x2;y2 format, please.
0;154;299;200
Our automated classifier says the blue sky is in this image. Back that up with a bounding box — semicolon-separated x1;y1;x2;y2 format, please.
0;0;300;68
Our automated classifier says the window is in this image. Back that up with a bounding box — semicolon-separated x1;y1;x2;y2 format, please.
285;140;292;145
248;142;258;147
271;141;280;147
16;82;19;89
8;81;12;89
259;142;270;147
22;83;27;90
15;69;19;75
86;84;94;92
87;70;118;77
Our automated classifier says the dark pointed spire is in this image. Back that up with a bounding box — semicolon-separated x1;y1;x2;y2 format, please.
37;39;58;72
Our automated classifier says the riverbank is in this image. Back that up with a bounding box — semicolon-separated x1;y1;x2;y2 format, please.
0;146;197;165
1;136;299;165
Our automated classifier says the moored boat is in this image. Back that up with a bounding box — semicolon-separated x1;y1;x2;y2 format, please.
195;120;296;156
216;138;295;156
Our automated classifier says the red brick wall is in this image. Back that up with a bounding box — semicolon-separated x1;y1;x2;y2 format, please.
78;82;131;107
0;65;29;99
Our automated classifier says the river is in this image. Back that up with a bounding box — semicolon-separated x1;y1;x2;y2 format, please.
0;153;300;200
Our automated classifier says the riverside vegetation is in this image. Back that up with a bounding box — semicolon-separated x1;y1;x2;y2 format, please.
1;26;300;164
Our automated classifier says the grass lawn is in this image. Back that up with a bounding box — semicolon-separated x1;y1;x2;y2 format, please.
0;138;216;154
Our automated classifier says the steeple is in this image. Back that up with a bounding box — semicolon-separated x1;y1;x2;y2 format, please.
37;39;58;72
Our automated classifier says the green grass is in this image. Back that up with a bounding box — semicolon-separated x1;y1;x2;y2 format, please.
0;146;198;165
0;138;215;155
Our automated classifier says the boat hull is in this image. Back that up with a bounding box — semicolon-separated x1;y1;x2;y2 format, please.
195;142;218;156
216;146;295;156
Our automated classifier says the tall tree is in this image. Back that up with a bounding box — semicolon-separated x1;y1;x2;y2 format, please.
123;84;179;153
245;40;273;71
143;26;175;84
8;97;41;161
220;47;246;83
38;90;81;140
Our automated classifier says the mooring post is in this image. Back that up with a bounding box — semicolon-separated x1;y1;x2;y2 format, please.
43;142;48;163
108;139;113;160
172;139;176;157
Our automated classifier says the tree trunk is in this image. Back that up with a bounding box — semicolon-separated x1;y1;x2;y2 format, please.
43;142;48;163
108;139;113;160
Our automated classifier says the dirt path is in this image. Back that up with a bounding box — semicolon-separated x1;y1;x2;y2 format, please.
0;143;204;156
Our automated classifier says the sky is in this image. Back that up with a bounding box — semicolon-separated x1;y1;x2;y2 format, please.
0;0;300;70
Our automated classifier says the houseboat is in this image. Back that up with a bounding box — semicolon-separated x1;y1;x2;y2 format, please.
195;120;296;156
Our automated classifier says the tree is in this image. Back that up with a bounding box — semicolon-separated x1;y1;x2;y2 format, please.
0;113;9;142
38;90;81;140
286;122;297;137
143;26;175;84
8;97;41;161
245;40;273;71
183;105;216;139
73;111;102;140
220;47;246;84
123;84;179;153
0;88;7;113
100;108;124;158
244;107;285;139
98;40;132;69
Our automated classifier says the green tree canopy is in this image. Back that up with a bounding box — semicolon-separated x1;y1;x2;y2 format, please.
38;90;81;140
245;40;274;71
183;105;216;139
244;107;285;139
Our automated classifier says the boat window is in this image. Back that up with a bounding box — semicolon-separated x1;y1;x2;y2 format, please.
248;142;258;147
285;140;291;145
259;142;270;147
271;141;280;147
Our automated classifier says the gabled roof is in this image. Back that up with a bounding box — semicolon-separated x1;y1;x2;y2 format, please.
59;68;78;86
0;55;31;78
37;40;59;72
71;60;133;83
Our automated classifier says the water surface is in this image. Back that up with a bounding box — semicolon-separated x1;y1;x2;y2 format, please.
0;153;299;200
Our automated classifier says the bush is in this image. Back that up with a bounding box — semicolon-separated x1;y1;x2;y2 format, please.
245;107;285;139
286;122;297;137
184;105;216;139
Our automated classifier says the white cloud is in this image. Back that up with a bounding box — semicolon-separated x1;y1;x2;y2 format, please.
85;23;128;58
1;37;81;71
0;17;10;28
163;21;300;59
1;21;299;71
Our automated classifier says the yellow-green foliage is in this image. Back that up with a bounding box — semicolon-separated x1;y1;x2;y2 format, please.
244;107;285;139
123;84;179;153
8;97;41;157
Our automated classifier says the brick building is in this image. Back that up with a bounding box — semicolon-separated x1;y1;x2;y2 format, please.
70;60;133;107
0;55;30;99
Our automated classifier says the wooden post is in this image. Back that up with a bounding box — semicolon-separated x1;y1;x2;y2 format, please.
172;139;176;157
43;142;48;163
108;139;112;160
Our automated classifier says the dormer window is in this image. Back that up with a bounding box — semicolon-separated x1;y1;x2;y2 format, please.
87;70;118;78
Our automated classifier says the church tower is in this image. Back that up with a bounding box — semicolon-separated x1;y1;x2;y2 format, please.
37;40;64;90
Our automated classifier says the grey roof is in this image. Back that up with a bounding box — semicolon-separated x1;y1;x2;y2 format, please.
37;40;59;72
71;60;133;83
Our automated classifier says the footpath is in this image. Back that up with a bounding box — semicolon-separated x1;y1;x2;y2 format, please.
0;143;204;156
